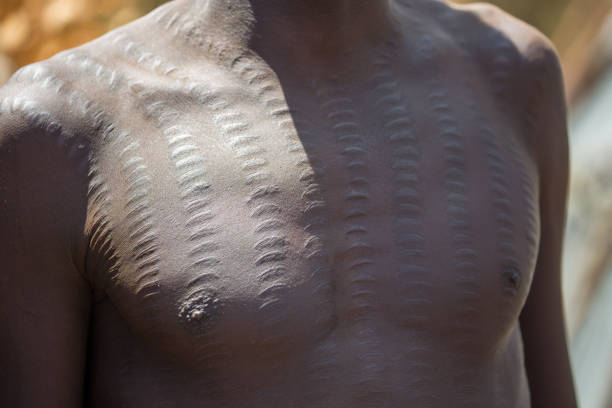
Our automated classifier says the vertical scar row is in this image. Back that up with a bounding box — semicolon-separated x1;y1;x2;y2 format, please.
456;51;521;304
515;65;542;280
316;77;386;404
373;41;431;329
372;35;438;406
11;61;121;289
108;34;228;353
63;55;163;302
114;130;163;299
429;80;483;407
235;53;346;403
212;70;293;359
488;36;537;407
234;55;338;333
54;53;126;280
487;31;539;293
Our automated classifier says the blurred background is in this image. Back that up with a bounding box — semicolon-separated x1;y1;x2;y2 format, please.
1;0;611;406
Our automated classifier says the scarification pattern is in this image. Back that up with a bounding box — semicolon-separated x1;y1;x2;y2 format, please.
14;64;66;95
110;33;224;302
514;95;541;284
9;64;121;287
161;118;223;331
0;1;550;404
373;40;430;328
86;157;118;279
289;115;339;405
227;54;341;403
0;93;116;290
102;35;240;379
428;79;482;407
207;92;293;358
371;37;438;406
285;115;336;336
485;32;540;291
59;52;123;90
481;123;520;287
488;30;516;101
145;12;300;354
10;6;543;404
110;33;178;77
463;79;517;408
433;16;536;406
101;36;254;386
44;55;126;286
48;46;167;303
460;72;522;306
316;80;386;403
232;56;337;320
0;95;62;138
0;91;87;186
113;131;162;299
10;64;95;155
152;5;250;72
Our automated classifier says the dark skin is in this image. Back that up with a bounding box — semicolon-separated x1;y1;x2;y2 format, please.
0;0;576;406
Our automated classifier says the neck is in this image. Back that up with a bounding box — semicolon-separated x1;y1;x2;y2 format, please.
185;0;394;64
248;0;391;32
252;0;392;54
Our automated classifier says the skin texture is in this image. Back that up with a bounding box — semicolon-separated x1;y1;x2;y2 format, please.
0;0;577;406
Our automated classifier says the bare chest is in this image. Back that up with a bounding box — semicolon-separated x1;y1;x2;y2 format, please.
88;66;540;368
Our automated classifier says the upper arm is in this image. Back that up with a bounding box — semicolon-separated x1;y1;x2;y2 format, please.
515;32;577;407
0;94;92;406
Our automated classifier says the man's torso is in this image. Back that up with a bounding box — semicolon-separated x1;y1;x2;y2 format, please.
4;1;541;406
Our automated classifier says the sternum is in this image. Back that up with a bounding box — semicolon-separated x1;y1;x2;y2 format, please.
315;82;388;398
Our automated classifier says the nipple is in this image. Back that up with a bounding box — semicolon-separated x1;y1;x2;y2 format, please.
190;309;204;320
178;290;221;335
502;264;521;291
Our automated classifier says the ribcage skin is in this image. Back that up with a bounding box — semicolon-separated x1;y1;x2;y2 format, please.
0;1;546;406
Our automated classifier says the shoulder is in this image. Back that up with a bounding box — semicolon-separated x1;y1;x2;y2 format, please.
452;2;563;78
409;1;565;102
0;56;114;278
0;0;179;157
445;3;566;157
0;61;90;214
460;3;568;199
0;58;101;169
458;3;563;91
456;2;566;113
420;2;567;195
0;52;111;249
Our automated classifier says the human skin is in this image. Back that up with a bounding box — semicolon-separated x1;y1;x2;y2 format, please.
0;0;577;406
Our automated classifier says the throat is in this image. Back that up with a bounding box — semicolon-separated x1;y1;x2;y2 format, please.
249;0;392;54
